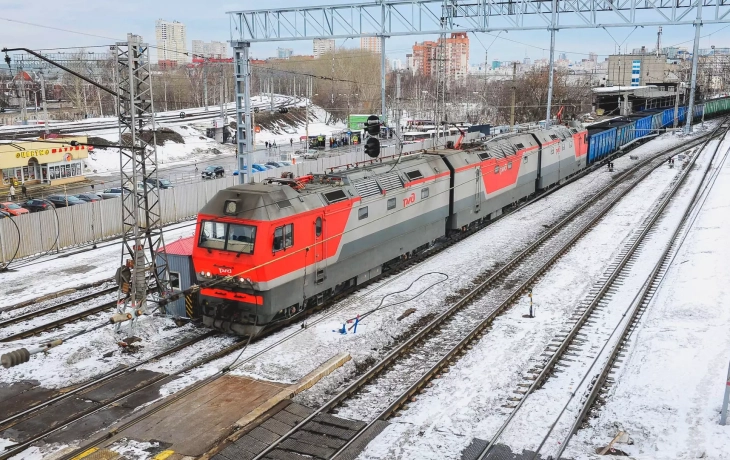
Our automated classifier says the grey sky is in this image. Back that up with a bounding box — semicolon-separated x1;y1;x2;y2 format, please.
2;0;730;66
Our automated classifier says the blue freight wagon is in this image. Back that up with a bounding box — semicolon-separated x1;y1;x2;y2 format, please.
616;120;637;147
587;127;617;164
634;115;654;138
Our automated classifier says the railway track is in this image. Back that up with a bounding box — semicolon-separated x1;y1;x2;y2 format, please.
0;277;115;314
0;331;244;460
0;96;300;140
243;129;723;460
0;300;116;342
0;131;718;460
0;279;164;342
0;286;116;334
465;121;730;460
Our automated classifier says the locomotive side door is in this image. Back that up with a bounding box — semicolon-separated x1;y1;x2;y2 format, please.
474;167;482;214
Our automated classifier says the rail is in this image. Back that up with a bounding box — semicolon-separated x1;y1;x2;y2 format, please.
250;130;714;460
550;120;730;460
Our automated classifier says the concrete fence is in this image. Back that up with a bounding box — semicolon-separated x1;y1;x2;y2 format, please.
0;134;476;264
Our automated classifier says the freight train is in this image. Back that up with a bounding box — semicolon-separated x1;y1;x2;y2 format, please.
191;98;730;336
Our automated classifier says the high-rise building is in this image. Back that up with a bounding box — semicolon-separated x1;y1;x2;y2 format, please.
313;38;335;58
191;40;228;59
411;33;469;84
361;37;382;54
589;52;598;62
559;52;567;61
277;48;294;59
155;19;188;67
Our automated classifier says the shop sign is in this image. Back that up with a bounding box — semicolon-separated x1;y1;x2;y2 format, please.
15;149;51;159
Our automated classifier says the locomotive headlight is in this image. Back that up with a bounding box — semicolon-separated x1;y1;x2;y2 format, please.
206;272;211;277
224;199;239;216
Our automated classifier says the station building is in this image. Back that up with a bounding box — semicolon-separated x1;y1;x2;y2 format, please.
0;136;91;187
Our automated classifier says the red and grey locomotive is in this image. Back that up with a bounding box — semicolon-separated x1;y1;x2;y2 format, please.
191;125;588;335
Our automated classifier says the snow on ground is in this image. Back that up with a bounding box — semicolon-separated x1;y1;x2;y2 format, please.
492;138;722;459
0;221;196;309
0;313;221;389
563;135;730;460
355;144;692;460
0;126;715;439
78;97;342;178
0;290;117;340
83;123;233;177
148;129;713;404
253;105;347;147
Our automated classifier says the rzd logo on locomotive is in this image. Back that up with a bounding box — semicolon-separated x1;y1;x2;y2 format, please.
218;267;233;274
403;193;416;207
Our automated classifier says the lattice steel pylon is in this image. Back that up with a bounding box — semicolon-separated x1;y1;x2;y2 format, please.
114;34;169;319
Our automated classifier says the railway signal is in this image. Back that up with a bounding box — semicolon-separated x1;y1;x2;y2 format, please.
364;137;380;158
365;115;381;136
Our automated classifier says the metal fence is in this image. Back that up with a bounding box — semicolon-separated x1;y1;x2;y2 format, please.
0;133;475;264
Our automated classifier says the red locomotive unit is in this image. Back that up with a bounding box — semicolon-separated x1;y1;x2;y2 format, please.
191;125;588;336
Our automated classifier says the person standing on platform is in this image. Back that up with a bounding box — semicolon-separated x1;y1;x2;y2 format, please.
9;184;15;201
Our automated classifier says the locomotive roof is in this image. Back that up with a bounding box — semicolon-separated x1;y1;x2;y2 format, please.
200;152;444;220
201;126;585;221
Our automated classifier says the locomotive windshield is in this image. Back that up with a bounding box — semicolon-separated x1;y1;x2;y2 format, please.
199;220;256;254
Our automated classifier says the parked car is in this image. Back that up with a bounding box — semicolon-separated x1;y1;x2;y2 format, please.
294;149;319;156
46;195;85;207
74;193;103;203
145;178;174;189
0;210;10;219
0;202;30;216
100;187;130;199
279;161;293;166
201;165;225;179
252;164;268;172
20;199;54;212
298;149;323;160
265;161;285;168
262;164;277;170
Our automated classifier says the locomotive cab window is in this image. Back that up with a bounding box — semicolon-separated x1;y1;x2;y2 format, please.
273;223;294;251
358;206;369;220
421;188;429;199
199;221;227;250
199;221;256;254
227;224;257;254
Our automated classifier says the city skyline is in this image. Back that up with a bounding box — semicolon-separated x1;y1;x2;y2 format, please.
3;0;730;67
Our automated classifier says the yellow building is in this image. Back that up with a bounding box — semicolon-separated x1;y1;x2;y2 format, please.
0;136;91;187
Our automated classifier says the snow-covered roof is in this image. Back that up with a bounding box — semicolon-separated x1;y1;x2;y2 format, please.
158;236;194;255
592;85;651;93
